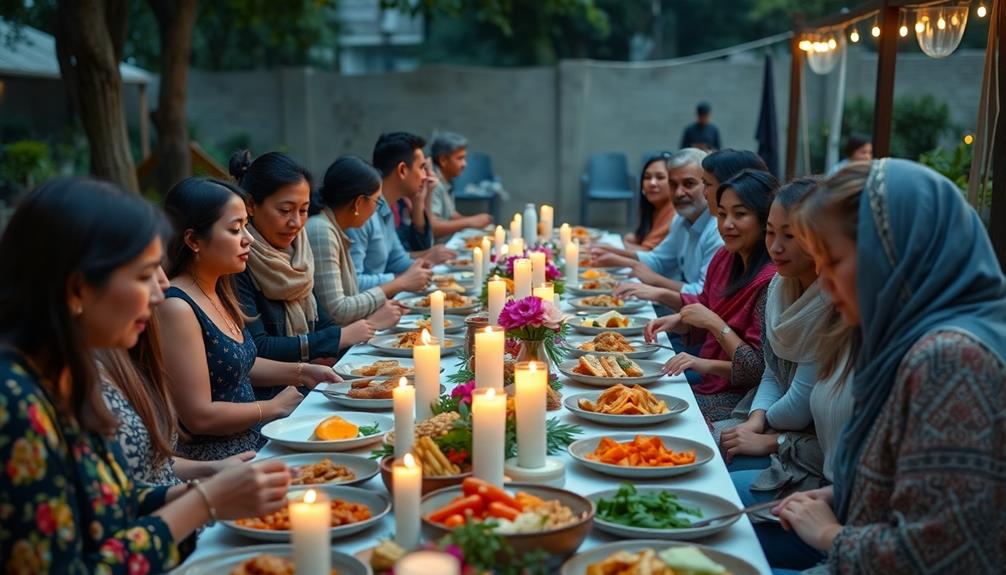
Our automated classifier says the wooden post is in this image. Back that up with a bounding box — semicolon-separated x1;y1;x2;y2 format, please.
138;83;150;159
991;0;1006;267
785;13;804;179
872;1;900;158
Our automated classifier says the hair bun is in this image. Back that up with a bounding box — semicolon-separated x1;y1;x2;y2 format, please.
228;149;253;183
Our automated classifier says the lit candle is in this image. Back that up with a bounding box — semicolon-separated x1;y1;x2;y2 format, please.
533;283;554;303
472;247;483;297
397;551;461;575
480;236;492;275
472;388;506;487
290;489;331;575
429;289;445;346
559;223;571;247
393;376;415;459
515;361;547;469
530;251;546;287
413;329;440;421
508;237;524;256
487;276;506;326
494;225;505;259
565;240;579;288
540;205;553;241
513;258;532;300
393;453;422;550
510;215;522;240
475;326;504;390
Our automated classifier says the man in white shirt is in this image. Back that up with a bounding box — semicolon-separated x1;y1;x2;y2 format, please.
592;148;723;310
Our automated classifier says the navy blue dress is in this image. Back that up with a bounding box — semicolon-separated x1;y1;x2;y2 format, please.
165;287;264;460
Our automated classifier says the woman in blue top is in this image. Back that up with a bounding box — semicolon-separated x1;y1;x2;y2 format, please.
158;177;339;461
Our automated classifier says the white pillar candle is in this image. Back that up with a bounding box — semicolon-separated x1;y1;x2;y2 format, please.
522;203;538;246
480;237;492;275
565;240;579;288
474;326;504;390
510;215;522;240
396;551;461;575
530;251;546;287
393;376;415;459
429;289;445;346
413;329;440;421
508;237;524;256
393;453;422;550
472;247;483;297
540;205;553;241
533;283;554;303
515;361;547;469
559;223;571;247
513;258;532;300
472;388;506;487
487;276;506;326
291;489;331;575
494;225;505;259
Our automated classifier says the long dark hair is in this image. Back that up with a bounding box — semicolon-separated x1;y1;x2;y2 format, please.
163;177;247;328
701;149;769;185
317;156;383;212
716;169;779;297
229;150;313;206
0;178;167;434
634;152;671;242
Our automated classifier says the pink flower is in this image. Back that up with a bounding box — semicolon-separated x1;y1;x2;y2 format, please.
128;553;150;575
451;380;476;406
540;301;563;330
498;296;546;330
545;263;561;281
100;539;127;563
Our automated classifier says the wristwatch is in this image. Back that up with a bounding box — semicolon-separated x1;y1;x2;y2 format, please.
717;324;733;341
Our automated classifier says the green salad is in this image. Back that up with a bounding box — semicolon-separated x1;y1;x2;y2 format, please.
595;483;703;529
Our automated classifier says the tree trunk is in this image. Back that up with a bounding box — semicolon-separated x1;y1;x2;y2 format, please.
149;0;198;195
56;0;138;192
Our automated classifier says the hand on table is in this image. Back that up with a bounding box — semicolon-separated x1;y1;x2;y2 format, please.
630;263;665;287
662;352;713;376
591;251;631;268
426;244;457;265
773;488;843;552
205;450;256;476
643;313;681;342
341;319;376;348
614;281;668;303
467;213;493;229
300;362;343;389
368;300;405;331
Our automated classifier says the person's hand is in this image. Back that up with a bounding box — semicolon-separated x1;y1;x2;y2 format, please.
300;362;342;390
589;245;616;257
467;213;492;229
774;491;843;552
623;232;639;245
397;259;434;293
630;263;665;287
719;427;778;462
423;244;457;265
679;303;723;332
341;319;376;347
592;251;629;268
266;386;304;420
204;459;292;521
643;314;681;342
614;282;668;303
205;450;256;476
368;300;405;331
662;352;712;376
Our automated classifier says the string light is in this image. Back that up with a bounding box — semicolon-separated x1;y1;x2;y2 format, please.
872;24;881;37
964;133;975;145
937;7;947;30
977;3;987;18
899;11;908;37
799;39;812;51
828;37;837;50
850;27;860;43
915;13;927;34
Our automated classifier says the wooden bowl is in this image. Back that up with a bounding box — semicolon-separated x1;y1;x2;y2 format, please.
379;455;471;496
421;483;595;564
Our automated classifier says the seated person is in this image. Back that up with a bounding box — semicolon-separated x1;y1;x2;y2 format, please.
622;151;677;251
427;131;493;241
827;132;872;175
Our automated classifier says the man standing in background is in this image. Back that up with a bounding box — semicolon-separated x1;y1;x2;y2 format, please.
680;102;721;151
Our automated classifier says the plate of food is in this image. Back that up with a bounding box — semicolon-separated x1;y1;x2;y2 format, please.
578;268;628;282
561;332;659;359
570;295;647;313
558;355;666;387
568;278;620;296
568;434;714;479
433;271;475;285
259;452;379;487
571;226;605;245
261;413;392;452
573;311;648;336
222;485;390;543
367;332;462;357
428;278;469;294
401;292;478;315
589;483;742;541
172;544;370;575
334;358;416;380
560;539;760;575
422;479;594;562
319;379;446;410
564;385;688;426
385;315;465;334
443;256;473;271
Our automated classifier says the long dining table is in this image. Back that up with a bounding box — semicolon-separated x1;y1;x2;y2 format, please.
179;230;772;574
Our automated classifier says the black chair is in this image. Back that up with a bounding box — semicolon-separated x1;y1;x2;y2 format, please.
451;152;500;222
580;152;635;225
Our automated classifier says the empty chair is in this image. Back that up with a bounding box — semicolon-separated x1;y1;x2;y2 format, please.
450;152;500;222
580;152;636;225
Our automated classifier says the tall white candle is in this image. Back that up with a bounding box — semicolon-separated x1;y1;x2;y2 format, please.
513;258;532;300
487;276;506;326
522;203;538;246
393;376;415;459
530;251;546;287
559;223;571;247
510;215;522;240
533;283;554;303
480;237;492;275
429;289;445;346
413;329;440;421
472;247;483;298
540;205;553;241
515;361;547;469
565;240;579;288
393;454;422;550
494;225;505;259
474;326;504;390
290;489;331;575
472;388;506;487
508;237;524;256
397;551;461;575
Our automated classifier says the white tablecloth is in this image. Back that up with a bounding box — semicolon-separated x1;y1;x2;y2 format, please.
181;232;772;574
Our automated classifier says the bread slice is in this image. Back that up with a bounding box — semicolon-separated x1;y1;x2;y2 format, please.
599;356;627;377
576;355;607;377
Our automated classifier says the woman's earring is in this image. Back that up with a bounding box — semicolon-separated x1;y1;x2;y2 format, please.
72;306;83;316
354;208;359;216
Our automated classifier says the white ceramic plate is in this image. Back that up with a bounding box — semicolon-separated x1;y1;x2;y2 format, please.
567;282;621;296
589;487;741;540
173;544;372;575
560;335;659;359
366;334;463;357
569;296;647;314
563;391;688;426
334;358;416;380
221;485;390;543
385;315;465;334
572;316;648;336
319;381;446;410
261;412;392;452
558;358;666;387
560;539;759;575
567;433;715;479
259;452;380;487
401;296;479;315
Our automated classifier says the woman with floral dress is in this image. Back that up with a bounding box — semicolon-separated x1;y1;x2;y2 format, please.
0;179;290;574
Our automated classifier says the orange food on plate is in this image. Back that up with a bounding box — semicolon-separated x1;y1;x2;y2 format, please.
235;498;371;531
314;416;358;440
586;435;696;467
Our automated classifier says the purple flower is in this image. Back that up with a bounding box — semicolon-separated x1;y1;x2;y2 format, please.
545;262;561;281
530;245;554;261
498;296;546;330
451;380;477;406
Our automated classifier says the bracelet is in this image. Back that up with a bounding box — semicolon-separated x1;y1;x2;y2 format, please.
296;362;304;386
187;480;218;525
298;334;309;362
254;401;263;424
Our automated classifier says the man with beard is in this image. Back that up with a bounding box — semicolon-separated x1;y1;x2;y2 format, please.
592;148;722;310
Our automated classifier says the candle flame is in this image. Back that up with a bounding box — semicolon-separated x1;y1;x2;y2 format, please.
398;376;408;388
474;246;482;255
486;388;496;399
403;453;417;468
529;362;538;373
304;489;317;504
420;328;432;345
485;325;493;334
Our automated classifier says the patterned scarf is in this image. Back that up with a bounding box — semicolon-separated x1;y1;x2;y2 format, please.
245;223;319;336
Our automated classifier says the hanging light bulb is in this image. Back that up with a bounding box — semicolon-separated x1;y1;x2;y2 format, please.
915;13;927;34
828;37;838;50
938;8;947;30
872;24;881;37
799;39;812;51
899;24;908;37
915;6;970;59
977;3;987;18
850;28;860;43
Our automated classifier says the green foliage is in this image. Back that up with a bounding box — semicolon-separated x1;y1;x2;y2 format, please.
841;94;953;161
918;143;992;214
2;140;54;187
436;519;550;575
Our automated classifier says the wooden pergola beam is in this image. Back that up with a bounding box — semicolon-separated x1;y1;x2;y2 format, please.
785;13;805;180
872;1;901;158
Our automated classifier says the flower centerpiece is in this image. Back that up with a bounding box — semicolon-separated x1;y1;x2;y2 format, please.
497;295;568;367
479;247;565;305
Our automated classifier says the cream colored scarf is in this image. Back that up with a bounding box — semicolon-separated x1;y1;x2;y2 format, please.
246;223;319;335
765;275;831;364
